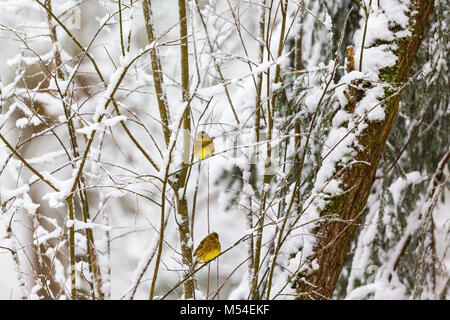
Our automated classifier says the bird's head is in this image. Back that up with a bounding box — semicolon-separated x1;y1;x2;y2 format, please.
197;131;211;140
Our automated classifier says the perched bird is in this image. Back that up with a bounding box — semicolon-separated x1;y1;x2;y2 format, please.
193;131;215;160
194;232;221;263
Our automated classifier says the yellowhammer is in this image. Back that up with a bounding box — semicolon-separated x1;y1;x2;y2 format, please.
193;131;215;160
194;232;221;263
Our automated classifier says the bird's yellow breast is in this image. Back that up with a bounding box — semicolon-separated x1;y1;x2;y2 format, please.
196;247;221;262
194;142;214;160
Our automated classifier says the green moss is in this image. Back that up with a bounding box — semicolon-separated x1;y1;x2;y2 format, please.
321;194;344;217
296;294;312;300
383;85;397;99
372;39;392;47
340;120;350;129
353;278;362;288
379;65;397;84
388;22;404;34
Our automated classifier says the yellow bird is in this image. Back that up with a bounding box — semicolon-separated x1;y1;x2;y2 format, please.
194;232;221;263
193;131;215;160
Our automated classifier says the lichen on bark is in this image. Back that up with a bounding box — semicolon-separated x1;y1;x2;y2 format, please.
293;0;435;299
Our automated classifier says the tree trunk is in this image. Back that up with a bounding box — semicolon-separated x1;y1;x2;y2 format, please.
295;0;435;299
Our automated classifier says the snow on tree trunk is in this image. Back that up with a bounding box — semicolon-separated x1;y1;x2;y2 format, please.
292;0;435;299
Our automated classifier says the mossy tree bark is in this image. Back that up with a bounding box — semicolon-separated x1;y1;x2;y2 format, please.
295;0;435;299
176;0;195;299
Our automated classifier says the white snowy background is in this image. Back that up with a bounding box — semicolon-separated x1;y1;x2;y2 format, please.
0;0;448;299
